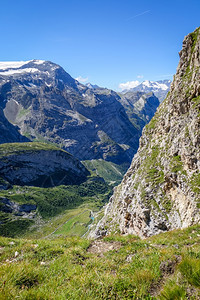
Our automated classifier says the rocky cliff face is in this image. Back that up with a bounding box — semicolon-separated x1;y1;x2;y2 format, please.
91;27;200;238
0;142;89;187
0;60;159;164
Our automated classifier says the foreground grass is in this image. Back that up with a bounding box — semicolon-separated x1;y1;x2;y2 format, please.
0;225;200;299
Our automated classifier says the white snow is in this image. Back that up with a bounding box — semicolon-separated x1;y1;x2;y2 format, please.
141;80;169;91
0;61;31;70
33;60;45;65
0;68;39;76
154;82;169;90
120;79;171;92
143;80;152;87
0;60;45;71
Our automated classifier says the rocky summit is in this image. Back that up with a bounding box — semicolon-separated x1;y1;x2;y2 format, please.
91;27;200;238
0;60;159;165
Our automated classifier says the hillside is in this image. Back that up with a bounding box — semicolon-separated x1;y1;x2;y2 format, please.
91;27;200;238
119;91;160;131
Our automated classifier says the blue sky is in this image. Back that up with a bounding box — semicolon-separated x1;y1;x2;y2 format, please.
1;0;200;90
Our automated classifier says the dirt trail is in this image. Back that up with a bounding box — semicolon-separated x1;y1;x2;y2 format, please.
87;240;121;256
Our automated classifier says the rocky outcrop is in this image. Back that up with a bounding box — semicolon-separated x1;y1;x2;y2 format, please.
91;27;200;238
0;142;89;187
0;60;159;164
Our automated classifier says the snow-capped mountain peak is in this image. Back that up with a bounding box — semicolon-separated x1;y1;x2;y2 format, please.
122;79;171;102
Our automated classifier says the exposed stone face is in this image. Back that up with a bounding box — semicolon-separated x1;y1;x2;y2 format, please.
0;143;89;187
0;60;159;164
90;27;200;239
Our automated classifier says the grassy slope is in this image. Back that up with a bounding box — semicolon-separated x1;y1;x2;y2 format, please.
0;225;200;299
0;142;68;158
82;159;129;184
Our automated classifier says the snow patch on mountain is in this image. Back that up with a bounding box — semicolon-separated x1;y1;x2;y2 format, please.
0;68;39;76
0;60;45;71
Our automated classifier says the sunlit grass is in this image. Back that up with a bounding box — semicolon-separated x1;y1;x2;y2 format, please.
0;225;200;299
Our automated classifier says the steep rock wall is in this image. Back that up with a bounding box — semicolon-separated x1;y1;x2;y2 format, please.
91;27;200;238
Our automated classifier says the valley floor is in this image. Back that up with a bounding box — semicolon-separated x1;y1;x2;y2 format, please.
0;225;200;299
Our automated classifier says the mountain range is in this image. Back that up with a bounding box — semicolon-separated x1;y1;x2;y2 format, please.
0;27;200;300
0;60;160;166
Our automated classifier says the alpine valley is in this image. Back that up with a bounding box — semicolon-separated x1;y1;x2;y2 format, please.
0;27;200;300
0;58;160;238
0;60;160;166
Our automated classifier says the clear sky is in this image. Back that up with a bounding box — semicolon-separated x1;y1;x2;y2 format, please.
0;0;200;91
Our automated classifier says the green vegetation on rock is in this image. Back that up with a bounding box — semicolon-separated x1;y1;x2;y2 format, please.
82;159;128;184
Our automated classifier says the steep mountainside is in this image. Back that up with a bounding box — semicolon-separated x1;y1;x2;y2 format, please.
0;60;159;165
91;27;200;238
0;142;89;187
122;80;171;102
